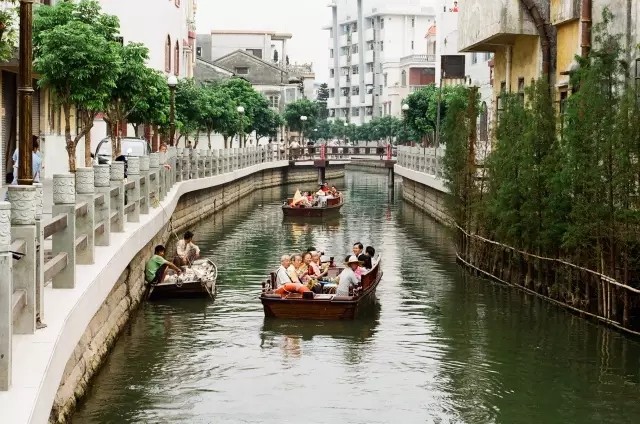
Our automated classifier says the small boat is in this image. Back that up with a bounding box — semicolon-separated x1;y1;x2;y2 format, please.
148;259;217;300
260;257;382;320
281;195;344;218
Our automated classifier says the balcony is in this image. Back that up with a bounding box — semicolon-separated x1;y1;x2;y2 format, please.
351;94;362;105
458;0;538;52
339;33;348;46
400;54;436;67
352;31;358;43
339;96;348;107
365;50;374;63
364;93;373;106
364;72;373;85
351;73;360;86
327;97;336;109
339;55;348;68
339;75;351;87
365;27;374;41
551;0;579;25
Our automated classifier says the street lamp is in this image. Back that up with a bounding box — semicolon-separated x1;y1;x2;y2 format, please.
167;75;178;147
17;0;34;184
300;115;307;144
237;105;245;148
401;103;409;148
343;121;349;145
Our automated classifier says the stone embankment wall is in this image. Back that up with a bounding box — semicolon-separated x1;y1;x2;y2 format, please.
345;159;389;174
50;165;344;423
400;177;451;225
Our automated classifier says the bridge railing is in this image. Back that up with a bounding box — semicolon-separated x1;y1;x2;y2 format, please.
285;145;396;161
0;146;279;391
396;146;444;179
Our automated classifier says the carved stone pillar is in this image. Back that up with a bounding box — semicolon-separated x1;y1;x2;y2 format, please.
0;202;12;390
75;168;95;265
110;162;125;232
140;155;150;214
93;164;111;246
51;174;76;289
126;156;141;222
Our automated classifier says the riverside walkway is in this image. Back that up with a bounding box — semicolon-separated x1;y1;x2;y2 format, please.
0;144;396;422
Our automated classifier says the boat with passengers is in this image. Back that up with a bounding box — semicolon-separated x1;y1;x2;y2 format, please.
260;255;382;320
281;183;344;218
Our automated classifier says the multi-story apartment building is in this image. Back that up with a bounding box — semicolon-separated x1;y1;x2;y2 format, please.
325;0;436;125
458;0;640;120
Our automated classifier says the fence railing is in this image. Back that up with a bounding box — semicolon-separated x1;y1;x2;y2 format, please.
0;145;289;391
396;146;444;179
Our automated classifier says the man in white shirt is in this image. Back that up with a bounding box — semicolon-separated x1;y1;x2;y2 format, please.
176;230;200;266
335;255;362;296
275;255;293;288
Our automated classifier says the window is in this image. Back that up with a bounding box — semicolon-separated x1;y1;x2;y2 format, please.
380;19;384;30
174;41;180;76
329;89;335;98
352;44;358;54
352;107;360;116
366;63;374;73
352;86;359;95
366;85;374;94
330;69;335;78
485;52;492;61
268;95;280;108
472;53;477;64
517;77;525;103
235;67;249;75
352;65;359;75
383;73;388;87
411;41;414;50
366;106;373;116
411;18;415;28
352;23;358;32
401;70;407;87
380;41;384;51
341;47;349;56
165;35;171;72
478;102;488;141
196;46;202;57
330;49;334;58
367;42;374;51
341;87;350;96
246;49;262;59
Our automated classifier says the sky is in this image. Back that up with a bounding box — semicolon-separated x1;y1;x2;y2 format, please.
196;0;331;83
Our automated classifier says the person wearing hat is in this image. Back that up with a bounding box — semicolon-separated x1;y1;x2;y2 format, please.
335;255;362;296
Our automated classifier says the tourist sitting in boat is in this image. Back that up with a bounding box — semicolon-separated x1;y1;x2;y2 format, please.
145;245;182;285
287;254;304;283
291;190;313;208
175;231;200;266
309;251;329;278
335;255;363;296
352;242;372;270
364;246;375;270
320;182;330;193
274;254;312;296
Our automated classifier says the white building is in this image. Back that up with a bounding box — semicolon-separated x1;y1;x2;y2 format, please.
197;30;292;67
324;0;437;125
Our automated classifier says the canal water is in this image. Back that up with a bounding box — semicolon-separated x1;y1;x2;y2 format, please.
73;171;640;424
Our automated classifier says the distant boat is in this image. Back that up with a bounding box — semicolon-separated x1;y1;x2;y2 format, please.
148;259;217;300
281;195;344;218
259;257;382;320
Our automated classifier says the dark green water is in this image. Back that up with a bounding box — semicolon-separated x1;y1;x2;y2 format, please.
73;171;640;424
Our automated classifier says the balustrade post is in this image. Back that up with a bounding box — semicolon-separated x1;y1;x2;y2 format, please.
93;164;111;246
183;149;191;180
169;146;177;187
75;168;95;265
51;174;76;289
0;202;12;390
33;183;44;327
149;153;161;206
7;186;37;333
192;149;200;179
126;157;141;222
139;156;150;214
110;162;125;232
175;148;183;182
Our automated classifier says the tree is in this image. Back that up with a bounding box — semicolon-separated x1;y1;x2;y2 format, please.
197;83;234;149
104;42;152;157
310;119;332;141
174;78;203;146
34;0;121;171
316;83;330;120
219;78;265;147
127;69;170;139
253;106;284;141
283;99;319;135
0;4;18;62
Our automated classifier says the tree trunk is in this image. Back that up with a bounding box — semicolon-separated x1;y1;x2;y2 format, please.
223;135;229;149
208;132;212;149
109;120;119;158
133;123;140;138
84;116;92;167
63;103;76;172
194;130;200;148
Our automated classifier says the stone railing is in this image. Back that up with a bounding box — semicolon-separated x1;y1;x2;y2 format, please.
396;146;444;179
0;145;287;391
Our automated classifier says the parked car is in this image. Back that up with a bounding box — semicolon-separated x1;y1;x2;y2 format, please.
94;137;151;177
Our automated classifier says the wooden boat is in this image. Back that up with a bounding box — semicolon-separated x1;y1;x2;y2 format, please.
281;195;344;218
260;257;382;320
148;259;217;300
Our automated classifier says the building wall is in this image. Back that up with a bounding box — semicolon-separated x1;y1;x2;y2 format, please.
211;33;272;61
214;55;285;85
492;36;540;101
555;20;580;88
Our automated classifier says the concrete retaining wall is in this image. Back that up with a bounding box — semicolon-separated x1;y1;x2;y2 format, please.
49;164;344;423
394;165;452;225
345;159;389;174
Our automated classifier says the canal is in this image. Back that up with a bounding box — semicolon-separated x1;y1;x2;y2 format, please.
73;171;640;424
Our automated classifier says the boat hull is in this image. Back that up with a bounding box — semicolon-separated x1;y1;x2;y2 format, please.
148;259;217;300
281;196;344;218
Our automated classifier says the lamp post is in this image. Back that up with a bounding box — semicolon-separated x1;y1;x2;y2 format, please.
434;71;445;175
300;115;307;145
17;0;34;185
343;121;349;145
167;75;178;147
237;105;245;148
401;103;410;148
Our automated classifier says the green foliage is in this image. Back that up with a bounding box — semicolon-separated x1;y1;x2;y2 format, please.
283;99;320;132
33;0;121;170
316;83;330;120
127;69;170;134
0;4;18;62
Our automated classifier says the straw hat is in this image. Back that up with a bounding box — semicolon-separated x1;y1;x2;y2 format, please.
344;255;363;266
